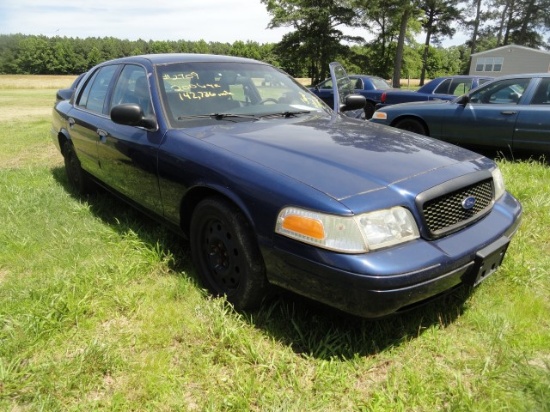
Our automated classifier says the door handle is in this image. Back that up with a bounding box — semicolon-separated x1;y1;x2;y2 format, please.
500;111;517;115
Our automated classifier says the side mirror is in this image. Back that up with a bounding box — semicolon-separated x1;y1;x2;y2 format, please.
111;104;157;129
56;88;74;102
456;95;470;106
340;94;366;112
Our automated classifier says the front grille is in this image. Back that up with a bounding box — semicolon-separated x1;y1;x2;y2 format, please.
418;177;494;238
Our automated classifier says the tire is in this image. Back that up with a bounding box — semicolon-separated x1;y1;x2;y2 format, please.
364;101;376;119
62;139;94;195
190;197;269;310
394;118;428;135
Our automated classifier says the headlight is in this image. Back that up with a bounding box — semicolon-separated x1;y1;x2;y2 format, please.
491;167;506;200
275;206;419;253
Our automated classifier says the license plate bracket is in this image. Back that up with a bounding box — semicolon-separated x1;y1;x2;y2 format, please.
469;237;510;287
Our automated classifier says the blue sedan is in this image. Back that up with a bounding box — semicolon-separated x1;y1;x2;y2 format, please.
371;73;550;154
376;75;493;109
310;74;394;118
51;55;521;318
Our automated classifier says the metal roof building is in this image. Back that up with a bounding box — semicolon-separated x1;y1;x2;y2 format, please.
469;45;550;76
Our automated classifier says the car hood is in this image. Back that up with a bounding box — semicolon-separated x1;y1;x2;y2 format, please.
182;115;479;201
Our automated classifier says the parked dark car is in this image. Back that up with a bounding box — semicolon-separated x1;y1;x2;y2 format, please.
51;55;522;318
376;75;493;109
310;74;394;118
370;73;550;154
55;72;86;102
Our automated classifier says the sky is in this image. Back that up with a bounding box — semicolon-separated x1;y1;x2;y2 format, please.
0;0;295;44
0;0;467;46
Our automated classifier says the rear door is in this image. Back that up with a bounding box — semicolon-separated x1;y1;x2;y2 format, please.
97;64;164;216
513;77;550;152
69;64;121;177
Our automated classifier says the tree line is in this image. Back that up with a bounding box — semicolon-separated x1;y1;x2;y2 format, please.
263;0;550;85
0;35;278;76
1;0;548;86
0;33;468;85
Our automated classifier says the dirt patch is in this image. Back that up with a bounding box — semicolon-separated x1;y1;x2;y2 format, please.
0;74;77;90
0;268;8;283
0;107;53;122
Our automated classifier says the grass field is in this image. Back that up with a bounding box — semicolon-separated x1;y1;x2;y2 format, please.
0;75;549;411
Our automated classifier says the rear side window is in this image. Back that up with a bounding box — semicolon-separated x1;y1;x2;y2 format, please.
530;78;550;105
449;79;474;95
435;79;473;95
76;65;119;114
433;78;452;94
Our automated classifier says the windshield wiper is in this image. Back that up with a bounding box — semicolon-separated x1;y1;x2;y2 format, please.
177;113;259;122
259;110;311;119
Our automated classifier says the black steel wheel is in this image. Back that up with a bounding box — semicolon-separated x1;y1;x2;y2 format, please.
63;140;93;195
394;118;428;136
190;197;269;309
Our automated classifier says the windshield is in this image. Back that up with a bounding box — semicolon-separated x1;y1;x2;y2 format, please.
156;62;328;127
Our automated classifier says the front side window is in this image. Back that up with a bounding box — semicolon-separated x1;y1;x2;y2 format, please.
111;65;152;116
470;78;531;104
157;62;327;127
76;65;119;114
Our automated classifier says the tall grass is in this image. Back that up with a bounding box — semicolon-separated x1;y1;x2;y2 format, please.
0;78;548;411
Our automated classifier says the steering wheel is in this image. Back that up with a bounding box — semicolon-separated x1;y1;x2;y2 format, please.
259;98;279;104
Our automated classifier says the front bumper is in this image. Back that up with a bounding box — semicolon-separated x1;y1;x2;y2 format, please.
263;192;522;318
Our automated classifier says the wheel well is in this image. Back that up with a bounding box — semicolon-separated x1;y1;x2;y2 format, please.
179;187;242;238
390;115;430;136
57;132;70;157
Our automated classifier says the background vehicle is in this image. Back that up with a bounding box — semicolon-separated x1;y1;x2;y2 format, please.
376;75;493;109
310;74;394;118
55;72;86;102
51;55;521;318
370;73;550;154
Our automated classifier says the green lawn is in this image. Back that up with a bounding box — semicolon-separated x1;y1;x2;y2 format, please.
0;83;549;411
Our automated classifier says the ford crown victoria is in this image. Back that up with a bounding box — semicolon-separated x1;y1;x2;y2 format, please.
51;55;522;318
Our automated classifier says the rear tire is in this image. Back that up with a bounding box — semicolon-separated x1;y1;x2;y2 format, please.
63;140;94;195
190;197;269;310
394;118;428;135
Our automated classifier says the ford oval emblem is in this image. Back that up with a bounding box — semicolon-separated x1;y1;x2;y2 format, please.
462;196;476;210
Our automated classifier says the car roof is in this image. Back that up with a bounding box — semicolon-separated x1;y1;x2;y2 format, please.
97;53;265;67
433;75;492;80
490;72;550;79
349;74;383;79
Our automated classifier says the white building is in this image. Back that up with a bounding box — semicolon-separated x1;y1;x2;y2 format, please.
469;45;550;76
